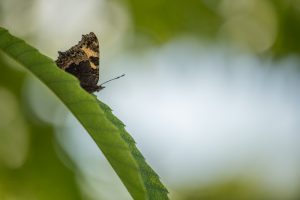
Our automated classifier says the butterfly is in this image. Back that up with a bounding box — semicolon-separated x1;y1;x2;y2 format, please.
55;32;103;93
55;33;124;93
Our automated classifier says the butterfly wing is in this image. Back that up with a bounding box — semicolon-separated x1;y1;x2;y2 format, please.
55;32;103;93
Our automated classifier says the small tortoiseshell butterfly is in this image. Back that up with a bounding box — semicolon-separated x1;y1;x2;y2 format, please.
55;32;124;93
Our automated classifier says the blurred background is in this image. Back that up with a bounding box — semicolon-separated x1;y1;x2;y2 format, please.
1;0;300;199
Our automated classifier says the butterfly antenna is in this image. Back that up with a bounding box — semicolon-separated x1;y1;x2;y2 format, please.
100;74;125;86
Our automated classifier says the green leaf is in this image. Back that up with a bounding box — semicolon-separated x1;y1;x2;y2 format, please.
0;27;168;200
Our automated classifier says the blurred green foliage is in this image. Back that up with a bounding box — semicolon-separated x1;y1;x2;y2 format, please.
272;0;300;56
121;0;222;43
0;57;82;199
122;0;300;56
176;179;272;200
